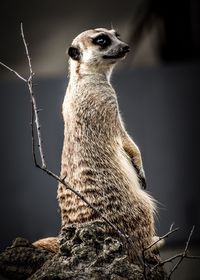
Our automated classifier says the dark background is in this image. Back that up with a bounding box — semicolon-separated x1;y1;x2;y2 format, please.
0;1;200;279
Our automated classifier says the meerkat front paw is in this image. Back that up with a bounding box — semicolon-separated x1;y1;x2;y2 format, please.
138;171;147;190
131;160;147;189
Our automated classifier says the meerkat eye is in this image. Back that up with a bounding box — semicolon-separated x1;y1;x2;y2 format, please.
92;34;111;48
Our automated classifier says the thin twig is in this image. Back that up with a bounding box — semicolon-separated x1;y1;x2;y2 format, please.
0;61;27;82
20;23;33;77
185;255;200;260
150;225;200;278
151;252;200;272
141;224;179;279
31;104;38;167
20;23;46;169
169;223;174;231
145;223;179;252
167;225;195;279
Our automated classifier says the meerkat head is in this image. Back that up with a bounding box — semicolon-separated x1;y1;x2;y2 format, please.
67;28;129;77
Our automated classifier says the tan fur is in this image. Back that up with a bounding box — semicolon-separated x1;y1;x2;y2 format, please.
56;28;157;254
32;237;58;252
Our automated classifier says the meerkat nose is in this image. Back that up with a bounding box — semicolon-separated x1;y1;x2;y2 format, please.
122;45;130;53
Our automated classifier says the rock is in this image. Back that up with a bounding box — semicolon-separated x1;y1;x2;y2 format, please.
0;238;53;280
0;221;166;280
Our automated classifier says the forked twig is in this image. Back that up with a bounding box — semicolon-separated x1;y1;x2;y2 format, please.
0;61;27;81
145;223;179;252
167;225;197;279
155;252;200;269
142;223;179;279
150;226;200;278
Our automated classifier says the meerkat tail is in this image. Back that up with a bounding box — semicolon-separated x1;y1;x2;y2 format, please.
32;237;59;253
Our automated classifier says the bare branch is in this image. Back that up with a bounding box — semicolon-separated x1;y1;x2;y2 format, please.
167;225;195;279
0;61;27;82
161;253;200;266
169;222;174;231
141;223;179;279
31;104;39;167
21;23;33;78
20;23;46;169
184;226;195;254
0;23;133;250
151;252;200;272
144;223;179;252
185;255;200;260
150;225;199;278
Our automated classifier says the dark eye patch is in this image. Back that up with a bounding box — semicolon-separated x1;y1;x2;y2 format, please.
92;34;111;48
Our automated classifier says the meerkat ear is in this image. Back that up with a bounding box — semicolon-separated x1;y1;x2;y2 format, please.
68;46;81;61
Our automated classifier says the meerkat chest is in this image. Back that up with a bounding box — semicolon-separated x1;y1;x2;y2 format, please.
63;78;119;131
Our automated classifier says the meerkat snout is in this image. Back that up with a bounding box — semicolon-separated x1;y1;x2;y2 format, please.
121;45;130;53
103;43;130;59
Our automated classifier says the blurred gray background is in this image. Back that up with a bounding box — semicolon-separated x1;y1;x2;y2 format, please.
0;0;200;279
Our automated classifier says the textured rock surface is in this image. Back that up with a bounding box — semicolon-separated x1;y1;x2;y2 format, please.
0;238;53;279
0;221;166;280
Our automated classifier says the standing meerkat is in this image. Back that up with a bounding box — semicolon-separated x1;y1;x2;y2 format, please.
57;28;156;253
34;28;158;255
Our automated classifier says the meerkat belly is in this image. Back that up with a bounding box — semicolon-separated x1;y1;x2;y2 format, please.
58;85;155;246
58;136;155;244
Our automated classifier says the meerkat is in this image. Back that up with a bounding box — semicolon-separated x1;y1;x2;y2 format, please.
34;28;158;256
